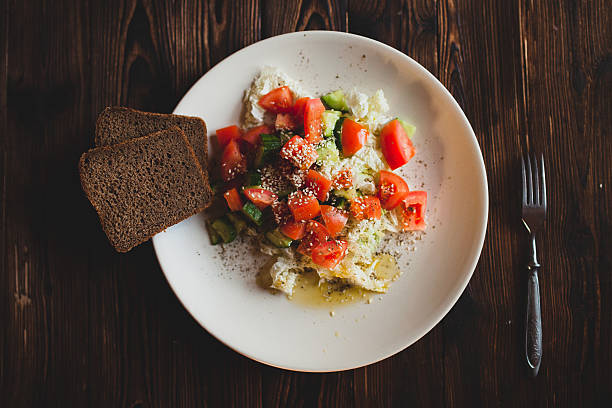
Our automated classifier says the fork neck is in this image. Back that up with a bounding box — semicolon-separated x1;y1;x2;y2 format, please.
528;233;541;270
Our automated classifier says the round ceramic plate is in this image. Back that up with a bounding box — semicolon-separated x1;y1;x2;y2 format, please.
152;31;488;372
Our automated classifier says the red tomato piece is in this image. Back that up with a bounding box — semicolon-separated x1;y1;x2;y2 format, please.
305;169;332;202
287;191;321;221
280;135;318;170
350;196;382;220
332;167;353;189
221;140;247;182
310;240;349;269
303;98;325;144
243;188;277;210
257;86;294;113
216;125;242;147
297;220;330;255
380;119;415;170
378;170;410;210
279;220;307;240
320;205;349;237
223;188;242;211
341;119;369;156
292;97;309;119
275;113;299;131
242;125;272;146
400;191;427;231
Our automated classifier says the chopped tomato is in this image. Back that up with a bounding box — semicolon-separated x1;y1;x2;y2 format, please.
223;188;242;211
279;220;307;240
332;167;353;189
341;119;369;156
297;220;330;255
378;170;409;210
380;119;415;170
216;125;242;147
292;97;309;119
320;205;349;237
400;191;427;231
242;125;272;146
243;188;277;210
287;191;321;221
311;240;348;269
350;196;382;220
303;98;325;144
275;113;299;131
280;135;318;170
221;140;246;182
257;86;294;113
305;169;332;201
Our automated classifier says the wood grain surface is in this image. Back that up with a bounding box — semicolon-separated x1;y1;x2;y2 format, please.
1;0;611;406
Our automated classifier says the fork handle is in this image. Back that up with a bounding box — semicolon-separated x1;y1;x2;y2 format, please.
526;235;542;376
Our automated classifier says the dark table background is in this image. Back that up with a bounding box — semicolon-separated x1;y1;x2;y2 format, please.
1;0;611;406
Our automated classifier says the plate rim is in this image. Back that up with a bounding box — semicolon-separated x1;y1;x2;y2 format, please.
152;30;489;372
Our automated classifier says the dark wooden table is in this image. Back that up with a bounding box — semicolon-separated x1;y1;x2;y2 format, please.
2;0;611;406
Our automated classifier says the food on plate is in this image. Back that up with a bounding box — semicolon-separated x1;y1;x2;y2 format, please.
80;126;213;252
207;67;427;298
95;106;208;165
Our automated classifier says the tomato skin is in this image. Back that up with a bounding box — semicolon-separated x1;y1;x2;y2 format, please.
275;113;299;131
279;220;307;240
221;140;247;182
310;240;349;269
297;220;330;255
320;205;349;237
378;170;410;210
280;135;319;170
400;191;427;231
242;125;272;146
287;191;321;221
292;97;309;119
332;167;353;189
341;119;369;156
380;119;415;170
305;169;332;201
216;125;242;147
223;188;242;211
243;188;277;210
350;196;382;220
303;98;326;144
257;86;294;113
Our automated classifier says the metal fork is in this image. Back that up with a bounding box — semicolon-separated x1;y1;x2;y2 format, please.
521;153;547;377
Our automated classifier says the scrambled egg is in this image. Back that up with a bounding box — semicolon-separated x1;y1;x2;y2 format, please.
243;70;404;296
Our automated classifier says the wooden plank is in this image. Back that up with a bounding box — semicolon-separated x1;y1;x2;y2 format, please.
262;0;348;36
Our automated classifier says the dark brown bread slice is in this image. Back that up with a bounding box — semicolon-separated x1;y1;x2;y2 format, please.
79;126;213;252
95;106;208;165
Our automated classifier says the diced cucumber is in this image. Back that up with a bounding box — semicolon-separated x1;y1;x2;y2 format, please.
254;133;282;167
245;171;262;186
397;118;416;138
333;117;346;152
261;133;282;151
205;220;221;245
334;187;358;201
226;213;247;234
316;138;340;164
333;196;350;210
322;110;341;137
211;217;237;243
322;90;350;112
241;201;264;226
276;189;294;199
265;229;293;248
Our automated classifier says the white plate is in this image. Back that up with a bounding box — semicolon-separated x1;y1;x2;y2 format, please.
152;31;488;372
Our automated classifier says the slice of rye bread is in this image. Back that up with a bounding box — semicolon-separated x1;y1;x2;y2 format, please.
79;126;213;252
95;106;208;166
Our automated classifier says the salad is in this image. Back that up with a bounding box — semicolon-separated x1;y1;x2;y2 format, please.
206;68;427;297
